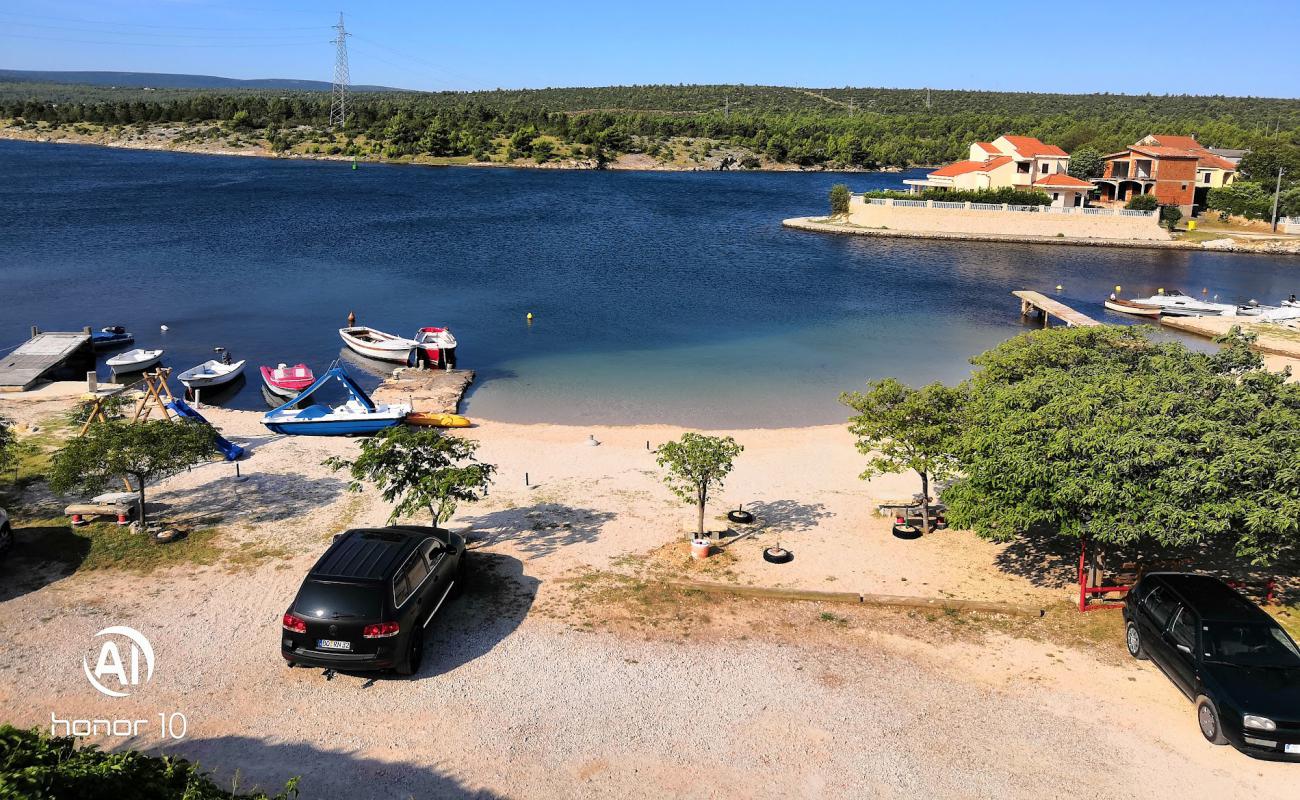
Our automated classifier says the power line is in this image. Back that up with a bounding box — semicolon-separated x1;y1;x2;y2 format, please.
330;13;350;127
0;10;325;32
0;32;321;48
3;19;328;40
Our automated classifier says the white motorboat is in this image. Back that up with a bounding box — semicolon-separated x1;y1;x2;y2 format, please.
1127;291;1235;317
105;348;164;372
339;326;419;364
178;358;246;390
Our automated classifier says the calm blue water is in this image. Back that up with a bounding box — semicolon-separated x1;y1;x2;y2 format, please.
2;140;1296;426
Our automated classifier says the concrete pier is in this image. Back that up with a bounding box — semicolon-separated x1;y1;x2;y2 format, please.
0;329;95;392
1012;291;1101;328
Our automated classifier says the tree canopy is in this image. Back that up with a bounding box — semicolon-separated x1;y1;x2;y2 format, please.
47;420;219;528
325;426;495;526
655;433;744;537
4;81;1297;170
841;379;964;533
943;326;1300;565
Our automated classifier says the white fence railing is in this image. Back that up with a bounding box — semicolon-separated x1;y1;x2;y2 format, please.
860;197;1156;217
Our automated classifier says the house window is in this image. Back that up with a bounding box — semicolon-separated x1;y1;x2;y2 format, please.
1202;173;1211;184
1042;162;1053;174
1017;162;1030;174
1051;193;1060;201
1181;183;1187;190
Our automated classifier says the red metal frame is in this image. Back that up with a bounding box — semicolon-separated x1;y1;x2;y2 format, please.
1077;539;1281;613
1077;538;1130;612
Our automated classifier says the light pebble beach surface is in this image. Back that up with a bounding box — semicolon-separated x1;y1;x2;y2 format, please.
1;390;1296;798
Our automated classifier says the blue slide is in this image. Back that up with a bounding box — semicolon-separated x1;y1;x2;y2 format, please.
166;399;246;461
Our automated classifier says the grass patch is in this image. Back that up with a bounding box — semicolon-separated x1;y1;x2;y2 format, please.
14;516;222;573
222;540;294;572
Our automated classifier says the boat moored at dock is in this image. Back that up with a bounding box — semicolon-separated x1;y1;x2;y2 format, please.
91;326;134;350
339;326;420;364
179;356;246;390
260;363;315;398
262;364;409;435
414;326;458;368
1104;297;1162;317
106;348;164;372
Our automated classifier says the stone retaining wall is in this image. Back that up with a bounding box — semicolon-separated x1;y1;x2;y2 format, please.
847;196;1171;241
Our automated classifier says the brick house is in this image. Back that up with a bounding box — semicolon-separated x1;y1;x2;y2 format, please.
1093;135;1238;215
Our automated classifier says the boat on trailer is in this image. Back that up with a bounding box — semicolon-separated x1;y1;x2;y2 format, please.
262;364;409;436
106;348;164;372
260;363;316;399
339;326;419;364
1104;297;1162;317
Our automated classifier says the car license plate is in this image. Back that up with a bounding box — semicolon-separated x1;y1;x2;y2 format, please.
317;639;351;651
1286;743;1300;754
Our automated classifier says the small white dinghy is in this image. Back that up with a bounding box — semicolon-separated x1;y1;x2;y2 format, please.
106;348;164;372
178;359;246;390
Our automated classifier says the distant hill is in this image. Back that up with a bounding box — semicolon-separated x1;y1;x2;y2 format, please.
0;69;402;92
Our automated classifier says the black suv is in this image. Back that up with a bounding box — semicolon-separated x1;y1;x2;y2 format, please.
281;526;464;675
1124;572;1300;761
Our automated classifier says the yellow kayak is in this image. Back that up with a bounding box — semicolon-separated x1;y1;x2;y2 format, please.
406;411;473;428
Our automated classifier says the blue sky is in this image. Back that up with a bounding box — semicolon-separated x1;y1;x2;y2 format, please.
2;1;1297;97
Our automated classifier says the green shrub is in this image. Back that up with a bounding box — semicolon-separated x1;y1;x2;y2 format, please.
829;183;851;215
861;187;1052;206
1160;204;1183;231
1124;194;1159;211
1206;181;1273;219
0;725;299;799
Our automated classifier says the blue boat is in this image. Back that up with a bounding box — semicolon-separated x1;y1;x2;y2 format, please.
261;364;409;436
92;326;135;350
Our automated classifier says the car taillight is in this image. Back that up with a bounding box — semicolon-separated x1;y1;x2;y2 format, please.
282;613;307;634
363;621;400;638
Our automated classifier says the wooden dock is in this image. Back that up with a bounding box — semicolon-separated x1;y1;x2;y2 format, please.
0;329;94;392
1012;291;1101;328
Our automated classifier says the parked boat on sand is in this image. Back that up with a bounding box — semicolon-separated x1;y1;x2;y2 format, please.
406;411;472;428
106;348;164;372
339;326;419;364
262;364;409;436
260;363;316;399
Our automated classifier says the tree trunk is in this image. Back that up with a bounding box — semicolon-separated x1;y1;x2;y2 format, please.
919;472;931;535
696;487;706;538
1089;540;1108;589
134;474;148;531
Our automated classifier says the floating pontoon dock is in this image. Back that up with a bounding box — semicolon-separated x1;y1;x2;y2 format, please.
1012;291;1100;328
0;327;94;392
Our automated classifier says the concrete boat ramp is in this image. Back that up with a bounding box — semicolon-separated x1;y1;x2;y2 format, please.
0;329;94;392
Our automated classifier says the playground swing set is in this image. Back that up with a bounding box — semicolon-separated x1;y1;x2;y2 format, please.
66;368;245;526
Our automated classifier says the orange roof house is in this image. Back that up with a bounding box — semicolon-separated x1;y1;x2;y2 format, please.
905;135;1087;207
1093;134;1239;214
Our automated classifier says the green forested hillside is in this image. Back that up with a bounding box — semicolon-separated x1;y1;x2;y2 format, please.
2;82;1297;169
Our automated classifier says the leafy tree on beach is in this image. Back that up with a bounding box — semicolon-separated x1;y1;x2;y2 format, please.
325;426;495;526
944;326;1300;576
655;433;744;538
47;420;219;529
841;379;964;534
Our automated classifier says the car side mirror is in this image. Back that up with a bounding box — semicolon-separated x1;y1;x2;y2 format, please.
1176;643;1192;655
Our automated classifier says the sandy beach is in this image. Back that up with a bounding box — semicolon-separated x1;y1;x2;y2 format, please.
3;384;1299;797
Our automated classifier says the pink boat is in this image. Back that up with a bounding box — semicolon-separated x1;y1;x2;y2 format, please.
260;363;316;399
